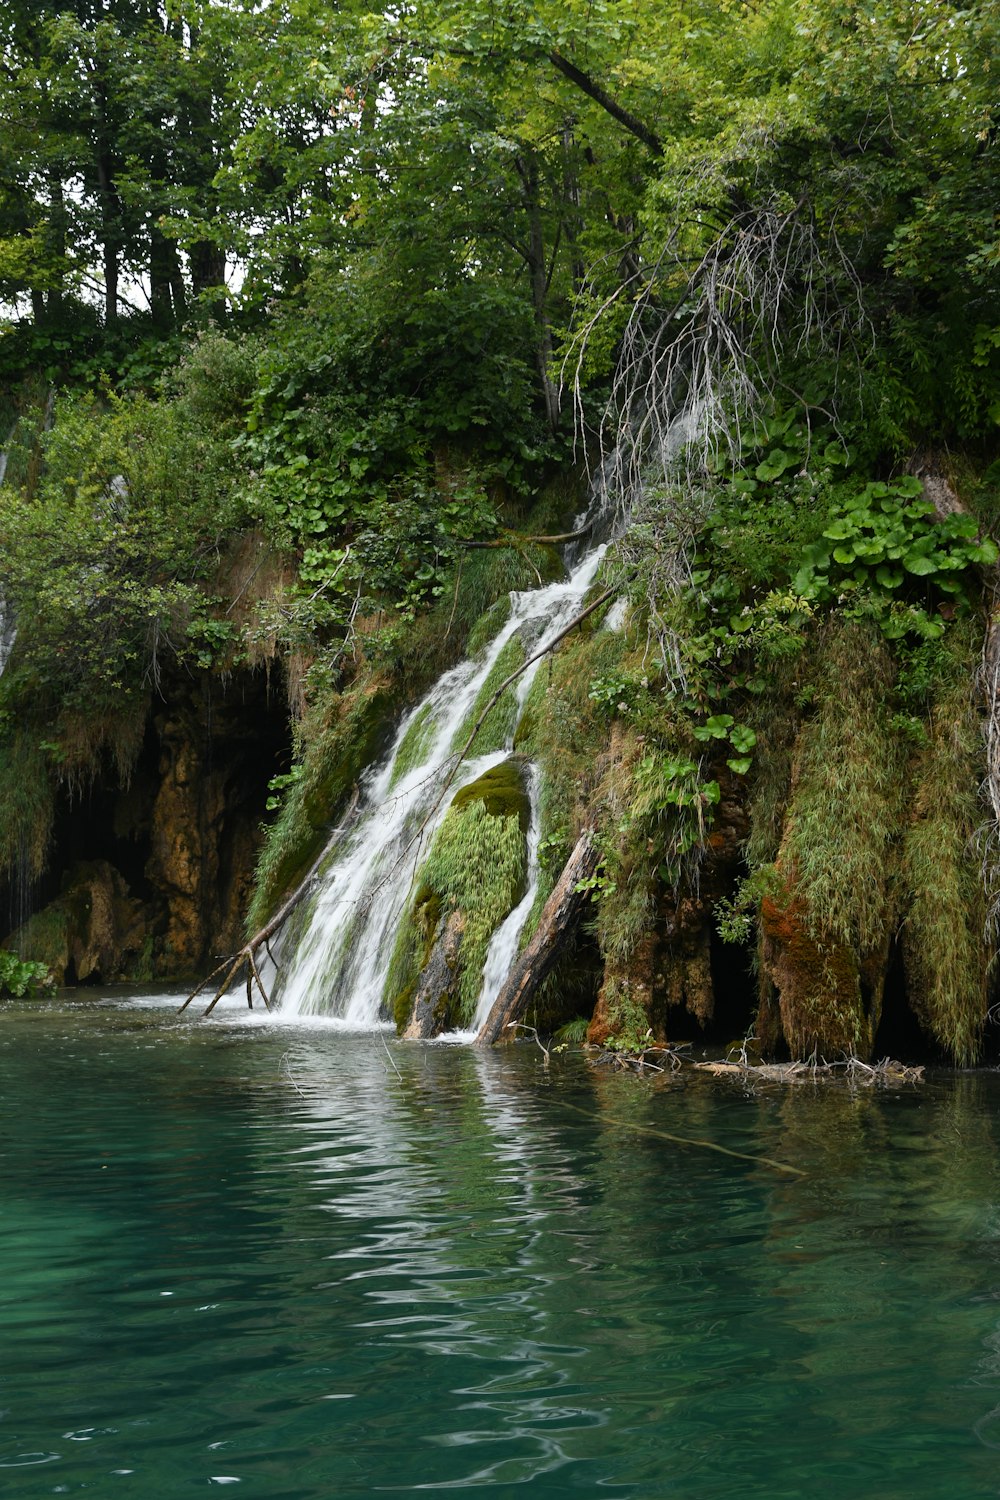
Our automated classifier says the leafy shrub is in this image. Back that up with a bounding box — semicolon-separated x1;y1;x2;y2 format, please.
0;950;52;998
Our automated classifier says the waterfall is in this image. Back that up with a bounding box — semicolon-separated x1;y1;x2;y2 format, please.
276;534;610;1026
0;596;13;678
468;764;542;1034
0;420;19;673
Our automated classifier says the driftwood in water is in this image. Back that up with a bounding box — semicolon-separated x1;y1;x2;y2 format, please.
476;830;599;1045
177;786;362;1017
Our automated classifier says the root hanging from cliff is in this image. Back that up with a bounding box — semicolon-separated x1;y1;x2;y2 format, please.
564;179;867;699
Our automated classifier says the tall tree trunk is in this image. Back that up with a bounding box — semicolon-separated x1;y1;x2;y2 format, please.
150;222;173;325
516;152;561;435
190;239;226;320
95;151;120;327
46;171;66;317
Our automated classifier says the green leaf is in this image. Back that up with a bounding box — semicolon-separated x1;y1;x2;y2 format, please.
903;553;938;575
729;725;757;753
894;476;924;498
970;539;1000;565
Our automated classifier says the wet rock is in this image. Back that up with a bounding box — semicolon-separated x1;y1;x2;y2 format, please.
403;911;465;1038
13;859;147;985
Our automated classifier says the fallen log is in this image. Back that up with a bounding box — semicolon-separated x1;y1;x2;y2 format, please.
177;785;362;1017
462;524;593;549
476;830;599;1045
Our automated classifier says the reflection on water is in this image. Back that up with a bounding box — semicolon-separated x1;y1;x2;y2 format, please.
2;994;1000;1497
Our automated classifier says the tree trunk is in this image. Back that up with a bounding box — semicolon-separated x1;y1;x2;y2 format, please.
95;151;119;326
476;831;598;1045
516;152;561;435
190;239;226;319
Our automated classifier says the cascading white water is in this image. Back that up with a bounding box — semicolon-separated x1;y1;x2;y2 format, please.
0;597;13;678
276;540;609;1024
467;764;542;1034
0;421;19;673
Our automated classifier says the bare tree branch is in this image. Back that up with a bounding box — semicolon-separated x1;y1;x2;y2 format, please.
546;50;662;156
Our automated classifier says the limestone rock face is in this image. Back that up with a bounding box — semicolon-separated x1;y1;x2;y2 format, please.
3;667;288;984
147;717;226;971
144;683;286;975
14;860;147;985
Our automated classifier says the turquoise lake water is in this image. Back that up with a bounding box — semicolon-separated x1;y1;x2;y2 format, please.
3;994;1000;1498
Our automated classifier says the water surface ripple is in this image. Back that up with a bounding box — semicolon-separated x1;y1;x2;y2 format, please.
2;996;1000;1497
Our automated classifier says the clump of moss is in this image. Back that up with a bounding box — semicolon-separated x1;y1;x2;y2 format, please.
0;730;56;884
467;595;513;657
758;619;907;1057
423;796;526;1023
384;886;442;1032
516;628;627;905
451;635;525;756
450;760;530;832
388;704;436;789
760;882;869;1057
744;654;807;870
901;627;989;1065
384;762;528;1029
781;621;905;956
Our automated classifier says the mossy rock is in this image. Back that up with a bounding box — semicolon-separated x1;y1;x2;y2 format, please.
386;884;443;1032
467;595;513;657
13;859;147;985
386;762;529;1031
449;760;530;834
451;635;526;756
